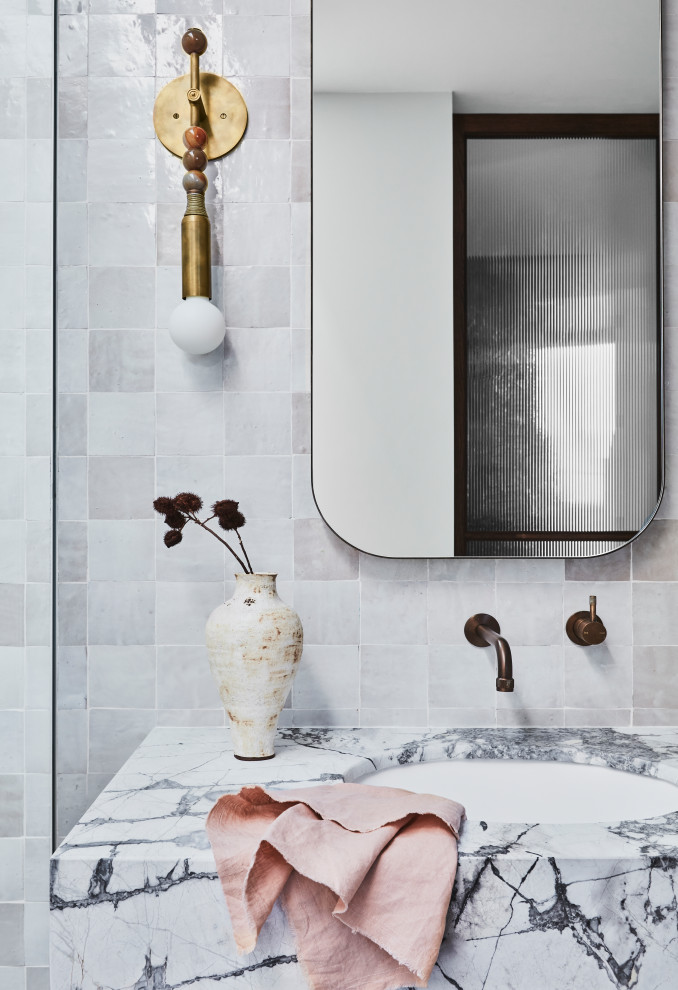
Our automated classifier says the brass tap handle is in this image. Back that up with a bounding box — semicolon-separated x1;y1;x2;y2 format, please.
182;28;207;125
566;595;607;647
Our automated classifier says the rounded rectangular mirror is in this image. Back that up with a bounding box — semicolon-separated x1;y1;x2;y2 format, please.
312;0;662;558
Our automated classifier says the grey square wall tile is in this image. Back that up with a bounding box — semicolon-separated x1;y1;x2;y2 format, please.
58;394;86;456
157;645;220;709
565;544;631;581
56;647;87;711
89;203;155;266
634;645;678;708
25;647;51;712
223;266;290;328
429;644;500;712
88;140;155;202
156;455;224;499
57;521;87;582
25;773;50;838
496;583;563;647
89;330;155;392
294;518;358;580
57;458;88;521
0;458;23;518
428;558;495;581
89;268;155;330
0;837;24;901
88;581;155;645
89;456;155;519
0;713;23;773
231;77;289;140
57;583;86;647
89;646;156;709
563;645;632;710
360;582;427;646
156;582;225;645
0;647;24;709
88;521;155;581
223;15;290;76
239;519;293;580
26;584;51;648
632;519;678;580
55;710;87;775
223;393;291;455
155;515;226;582
361;645;427;709
89;14;155;76
292;645;358;710
294;581;359;645
427;582;496;645
0;904;24;966
223;327;290;392
89;393;156;455
0;776;23;837
222;139;290;203
225;456;291;520
156;392;224;456
155;331;224;394
88;708;157;773
0;584;24;647
496;709;564;727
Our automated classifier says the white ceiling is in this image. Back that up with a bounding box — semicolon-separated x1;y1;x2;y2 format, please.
313;0;661;112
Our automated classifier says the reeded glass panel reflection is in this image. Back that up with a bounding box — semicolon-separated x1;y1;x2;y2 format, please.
466;138;658;556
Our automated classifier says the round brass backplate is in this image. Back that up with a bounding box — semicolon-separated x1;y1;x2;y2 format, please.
464;613;500;648
153;73;248;160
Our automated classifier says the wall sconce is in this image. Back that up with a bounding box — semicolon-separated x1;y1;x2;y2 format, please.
153;28;248;354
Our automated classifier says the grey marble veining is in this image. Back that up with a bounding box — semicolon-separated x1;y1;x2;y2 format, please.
50;726;678;989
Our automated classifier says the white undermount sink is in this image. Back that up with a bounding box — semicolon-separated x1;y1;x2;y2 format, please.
359;759;678;824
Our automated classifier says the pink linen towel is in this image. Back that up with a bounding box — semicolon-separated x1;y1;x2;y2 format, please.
206;782;465;990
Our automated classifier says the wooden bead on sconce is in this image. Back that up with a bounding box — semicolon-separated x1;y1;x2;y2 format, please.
182;28;208;55
183;126;208;149
182;147;207;171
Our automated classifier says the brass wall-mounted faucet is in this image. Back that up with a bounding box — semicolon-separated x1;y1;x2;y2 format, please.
464;614;514;692
566;595;607;646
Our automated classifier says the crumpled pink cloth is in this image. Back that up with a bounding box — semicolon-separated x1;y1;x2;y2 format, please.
206;782;465;990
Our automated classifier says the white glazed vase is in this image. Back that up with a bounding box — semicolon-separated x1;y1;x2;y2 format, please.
205;573;303;760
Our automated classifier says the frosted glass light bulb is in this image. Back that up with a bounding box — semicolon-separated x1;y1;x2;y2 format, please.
168;297;225;355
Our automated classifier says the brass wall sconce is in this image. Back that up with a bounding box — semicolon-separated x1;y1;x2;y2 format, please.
153;27;248;354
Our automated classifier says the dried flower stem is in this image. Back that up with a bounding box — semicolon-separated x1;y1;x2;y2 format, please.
235;529;253;572
186;512;252;573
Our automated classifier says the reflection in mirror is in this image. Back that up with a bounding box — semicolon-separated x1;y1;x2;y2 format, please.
460;121;658;556
312;0;662;559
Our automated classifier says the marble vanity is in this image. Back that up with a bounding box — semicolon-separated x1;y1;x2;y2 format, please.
50;726;678;990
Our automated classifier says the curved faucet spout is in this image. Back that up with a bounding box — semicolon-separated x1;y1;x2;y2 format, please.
477;624;514;691
463;613;515;692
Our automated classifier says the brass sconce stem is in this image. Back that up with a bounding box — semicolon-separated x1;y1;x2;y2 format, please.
182;197;211;299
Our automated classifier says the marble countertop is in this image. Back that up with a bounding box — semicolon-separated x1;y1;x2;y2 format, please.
52;725;678;887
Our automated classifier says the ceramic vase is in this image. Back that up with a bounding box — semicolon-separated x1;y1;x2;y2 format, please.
205;573;303;759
